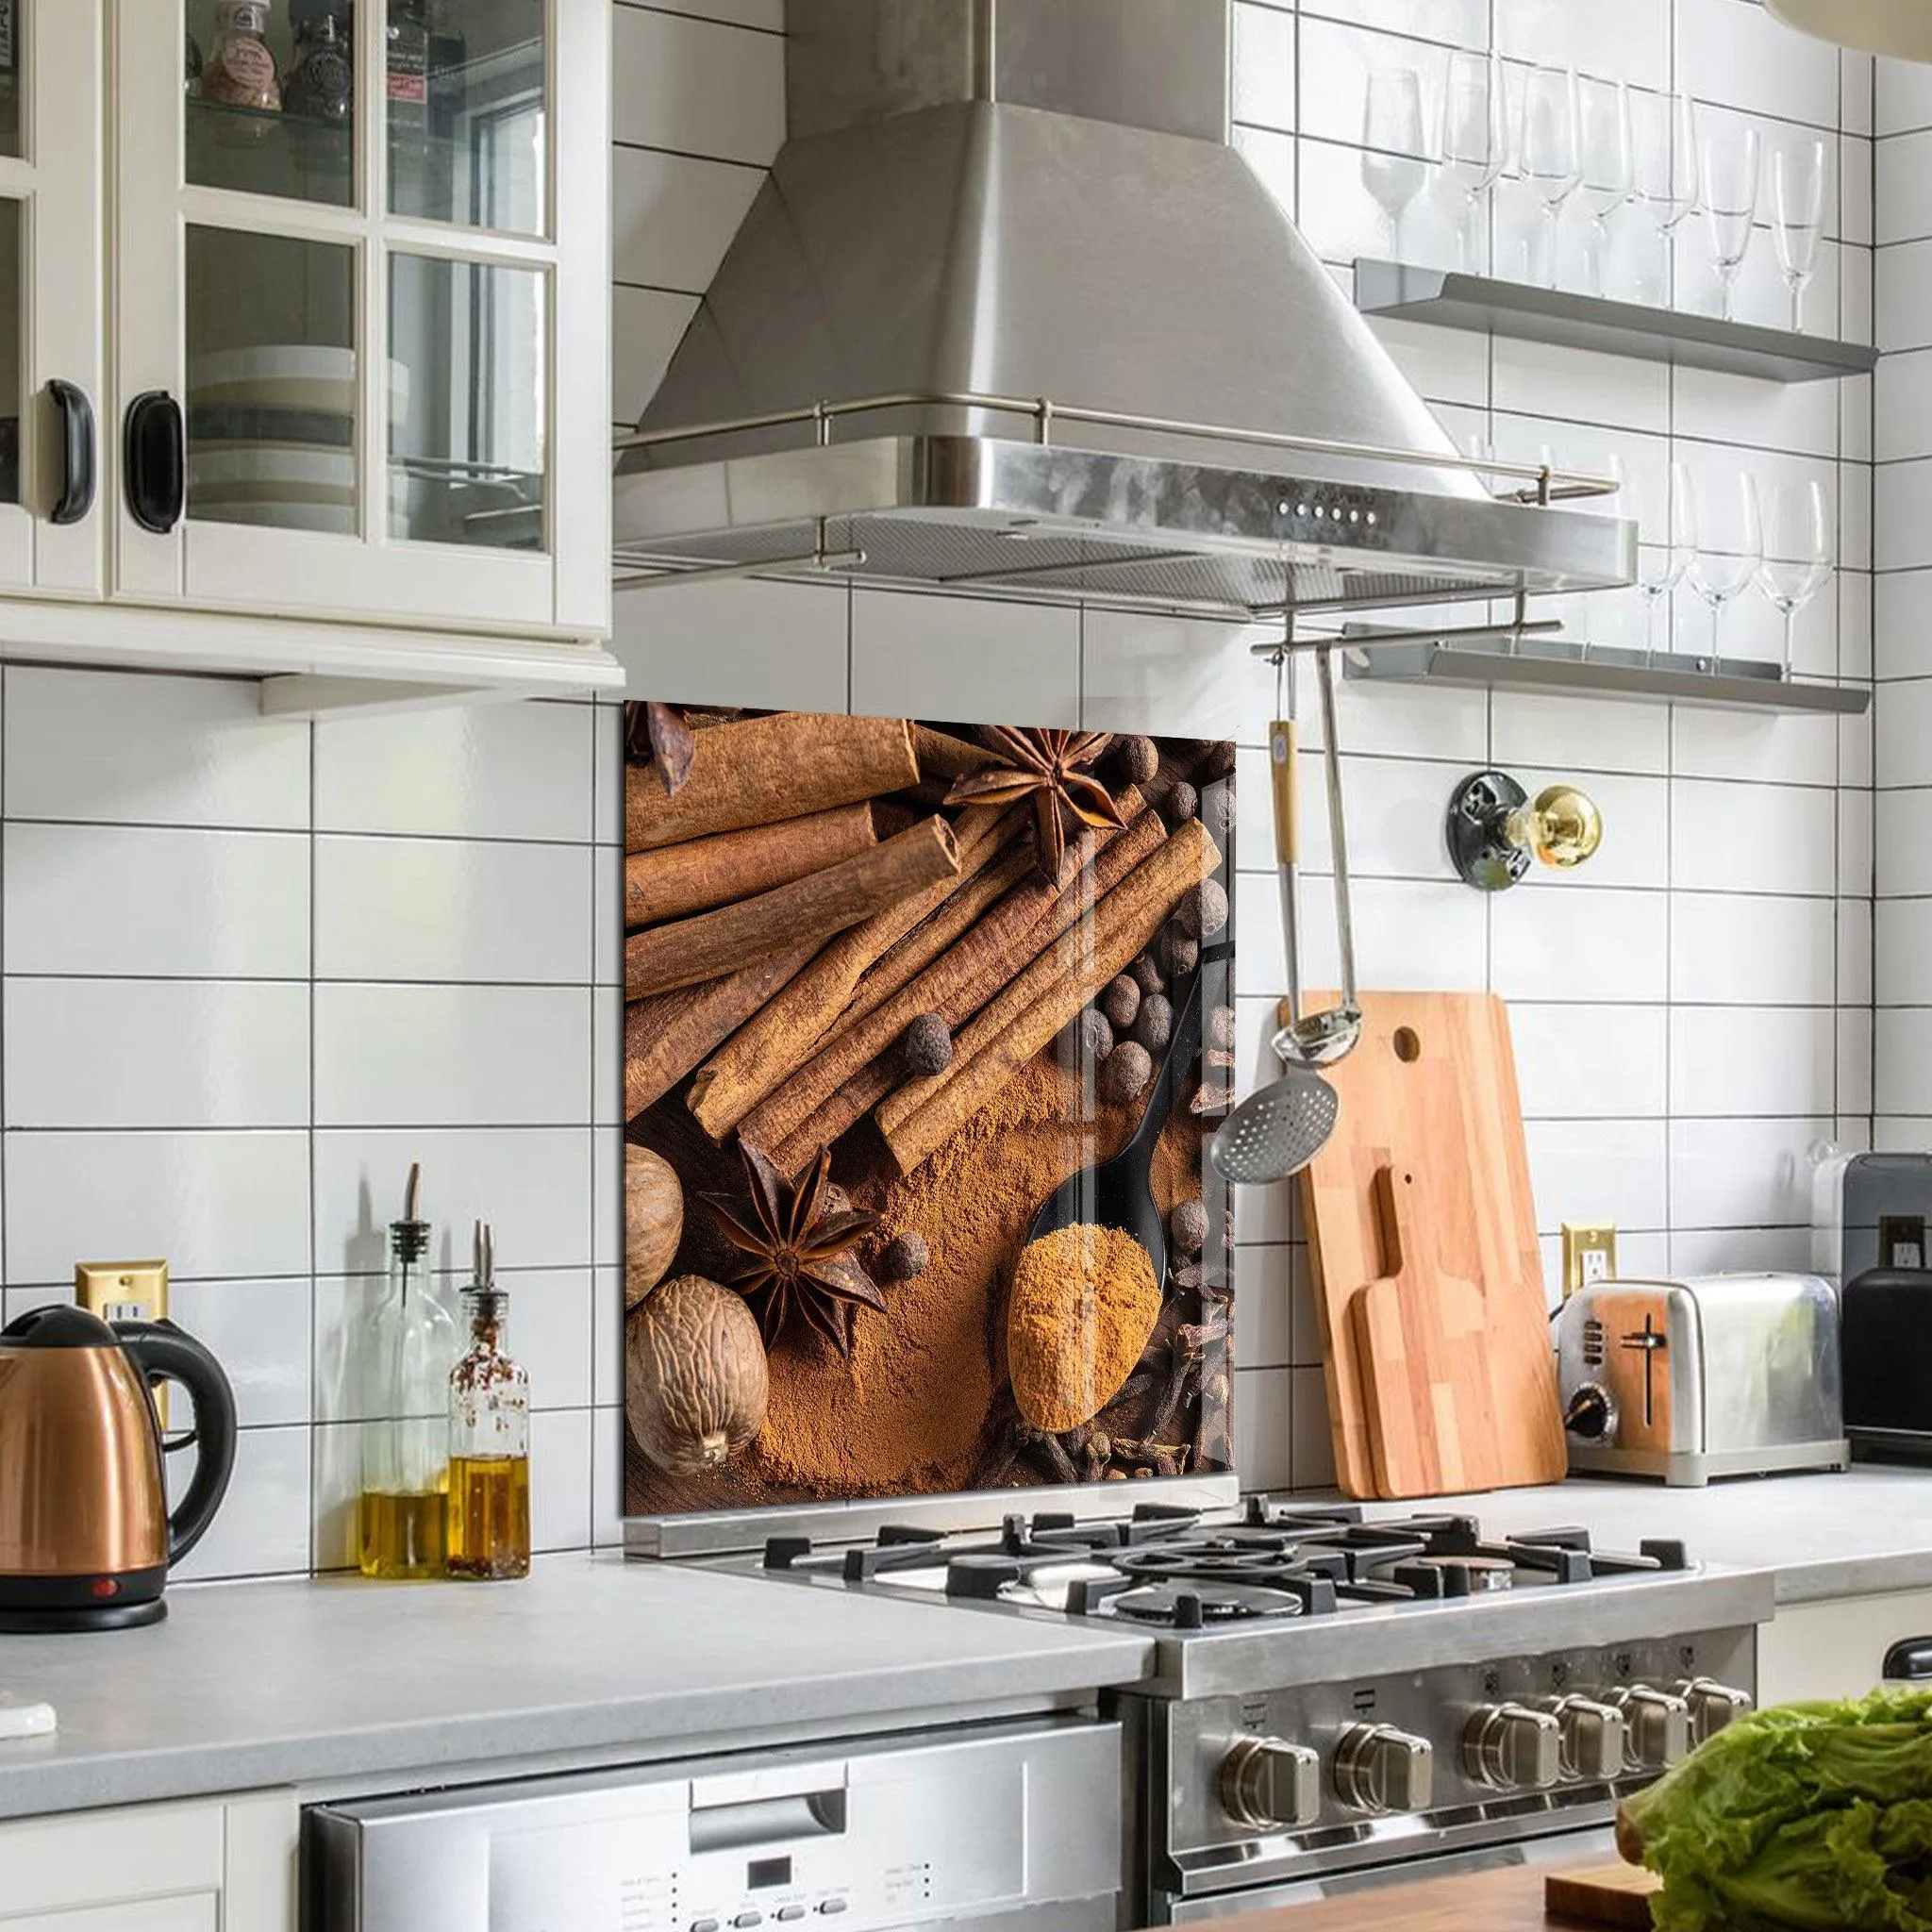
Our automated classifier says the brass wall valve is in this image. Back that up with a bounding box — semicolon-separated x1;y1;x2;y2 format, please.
1446;769;1603;891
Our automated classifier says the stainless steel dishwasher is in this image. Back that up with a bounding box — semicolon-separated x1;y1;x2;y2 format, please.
304;1714;1124;1931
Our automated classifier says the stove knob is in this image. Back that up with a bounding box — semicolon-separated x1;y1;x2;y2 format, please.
1462;1703;1560;1791
1675;1677;1753;1743
1334;1724;1434;1813
1540;1695;1627;1781
1607;1687;1691;1771
1219;1735;1321;1831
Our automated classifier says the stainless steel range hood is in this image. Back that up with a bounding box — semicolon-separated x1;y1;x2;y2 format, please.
612;0;1634;621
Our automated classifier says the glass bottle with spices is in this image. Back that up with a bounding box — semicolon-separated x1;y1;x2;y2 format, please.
446;1224;531;1581
285;0;355;125
201;1;284;113
358;1162;457;1580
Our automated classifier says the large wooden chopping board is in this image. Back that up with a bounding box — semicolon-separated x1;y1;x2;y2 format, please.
1300;991;1566;1498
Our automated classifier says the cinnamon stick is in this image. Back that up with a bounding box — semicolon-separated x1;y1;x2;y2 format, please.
625;804;876;928
880;820;1220;1174
625;815;959;1000
756;794;1161;1165
625;713;918;852
912;724;1001;780
684;805;1013;1140
625;940;819;1120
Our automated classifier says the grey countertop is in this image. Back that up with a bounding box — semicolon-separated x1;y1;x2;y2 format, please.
0;1553;1152;1823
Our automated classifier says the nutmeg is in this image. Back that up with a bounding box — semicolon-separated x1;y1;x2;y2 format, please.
880;1233;930;1282
1100;974;1141;1032
1177;877;1228;940
902;1011;954;1076
626;1275;768;1475
1112;734;1159;787
625;1145;684;1307
1101;1040;1154;1102
1128;952;1165;998
1172;1197;1209;1257
1066;1006;1115;1063
1199;740;1237;780
1133;993;1173;1055
1159;923;1199;978
1204;782;1236;842
1163;781;1200;827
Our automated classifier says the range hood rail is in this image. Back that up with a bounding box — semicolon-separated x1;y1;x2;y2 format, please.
616;388;1619;506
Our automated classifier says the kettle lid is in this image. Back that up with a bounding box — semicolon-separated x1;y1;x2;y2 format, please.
0;1304;119;1348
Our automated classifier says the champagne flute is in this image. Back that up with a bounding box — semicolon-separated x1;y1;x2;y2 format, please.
1576;76;1633;297
1631;87;1699;304
1440;50;1507;271
1629;458;1697;664
1521;65;1582;289
1700;123;1761;322
1758;477;1832;676
1772;136;1827;330
1361;67;1428;260
1690;471;1763;663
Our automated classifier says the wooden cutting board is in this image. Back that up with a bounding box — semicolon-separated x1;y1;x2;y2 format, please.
1350;1160;1502;1497
1543;1866;1661;1928
1300;991;1566;1498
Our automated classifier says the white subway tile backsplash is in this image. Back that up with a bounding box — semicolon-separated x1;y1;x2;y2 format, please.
170;1424;312;1583
1876;239;1932;352
1491;691;1669;776
1235;1245;1294;1371
1524;1118;1669;1235
1082;610;1276;744
1671;891;1837;1006
1491;888;1670;1006
1877;128;1932;242
1876;676;1932;787
532;1407;594;1555
167;1277;313;1429
1512;1004;1668;1121
1671;778;1837;896
1671;708;1841;789
1236;1367;1294;1492
1236;873;1488;993
850;591;1080;727
611;146;763;295
1669;1115;1831;1228
1237;748;1463;881
1233;3;1299;132
1877;55;1932;135
613;577;851;714
1669;1005;1838;1118
611;7;783;167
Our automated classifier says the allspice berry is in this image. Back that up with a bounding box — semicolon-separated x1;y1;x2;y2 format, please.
1164;780;1200;827
1128;952;1165;998
1205;782;1236;842
1100;974;1141;1032
1172;1197;1209;1257
1100;1040;1154;1103
902;1012;954;1076
1112;734;1159;787
1159;922;1199;978
1134;992;1173;1055
1073;1006;1115;1062
1208;1004;1238;1052
1178;876;1229;941
1199;740;1237;780
880;1233;930;1282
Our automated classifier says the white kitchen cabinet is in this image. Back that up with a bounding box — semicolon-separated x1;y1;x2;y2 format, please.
1757;1587;1932;1704
0;1;615;705
0;1790;295;1931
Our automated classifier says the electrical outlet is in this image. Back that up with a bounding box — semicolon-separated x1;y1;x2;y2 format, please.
1561;1224;1617;1302
76;1260;169;1424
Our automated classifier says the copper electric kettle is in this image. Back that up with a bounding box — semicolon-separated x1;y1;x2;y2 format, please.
0;1306;237;1631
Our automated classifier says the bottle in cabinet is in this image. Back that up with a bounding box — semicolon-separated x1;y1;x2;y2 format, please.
446;1224;531;1581
358;1163;457;1580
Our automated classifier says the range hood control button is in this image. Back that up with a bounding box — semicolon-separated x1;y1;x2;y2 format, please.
1540;1694;1627;1781
1219;1735;1321;1830
1335;1724;1433;1813
1463;1703;1561;1790
1607;1687;1691;1770
1675;1676;1753;1742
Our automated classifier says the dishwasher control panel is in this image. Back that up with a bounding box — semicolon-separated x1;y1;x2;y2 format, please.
305;1717;1121;1932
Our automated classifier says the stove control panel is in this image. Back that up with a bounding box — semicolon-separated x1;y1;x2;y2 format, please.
1461;1703;1560;1792
1220;1737;1322;1831
1334;1724;1434;1813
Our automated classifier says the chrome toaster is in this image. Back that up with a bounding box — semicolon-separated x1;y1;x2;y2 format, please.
1555;1274;1848;1486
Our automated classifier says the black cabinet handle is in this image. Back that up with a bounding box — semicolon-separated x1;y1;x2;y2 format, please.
47;379;94;525
124;390;184;535
1883;1638;1932;1681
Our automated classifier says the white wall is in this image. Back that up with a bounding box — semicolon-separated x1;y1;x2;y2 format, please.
0;0;1874;1584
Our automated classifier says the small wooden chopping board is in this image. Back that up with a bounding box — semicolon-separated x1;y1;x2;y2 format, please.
1350;1160;1502;1497
1543;1866;1661;1928
1301;991;1566;1498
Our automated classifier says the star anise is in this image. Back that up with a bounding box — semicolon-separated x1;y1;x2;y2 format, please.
708;1142;884;1357
943;727;1125;881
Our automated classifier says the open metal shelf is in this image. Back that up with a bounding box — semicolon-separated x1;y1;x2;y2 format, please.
1355;260;1878;384
1344;636;1871;715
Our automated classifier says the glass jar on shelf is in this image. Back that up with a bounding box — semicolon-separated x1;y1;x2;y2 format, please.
446;1224;531;1582
286;0;355;125
200;1;283;113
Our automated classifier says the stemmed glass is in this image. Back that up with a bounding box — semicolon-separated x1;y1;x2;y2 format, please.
1690;471;1763;663
1772;137;1827;330
1521;65;1582;289
1630;458;1697;664
1361;67;1428;260
1631;88;1699;304
1576;77;1633;297
1440;50;1507;271
1700;124;1761;322
1759;478;1832;676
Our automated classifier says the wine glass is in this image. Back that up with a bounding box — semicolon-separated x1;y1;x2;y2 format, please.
1521;65;1582;289
1361;67;1428;259
1576;77;1632;297
1440;50;1507;271
1700;124;1761;322
1772;136;1827;330
1628;458;1697;664
1690;471;1763;663
1631;87;1699;303
1759;477;1832;676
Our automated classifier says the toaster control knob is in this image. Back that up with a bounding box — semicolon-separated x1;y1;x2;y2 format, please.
1540;1695;1627;1781
1463;1704;1560;1791
1563;1383;1615;1441
1607;1687;1691;1771
1220;1736;1322;1831
1335;1724;1434;1813
1675;1677;1753;1742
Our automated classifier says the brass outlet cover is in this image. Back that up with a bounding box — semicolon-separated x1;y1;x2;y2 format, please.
75;1260;171;1425
1560;1224;1617;1302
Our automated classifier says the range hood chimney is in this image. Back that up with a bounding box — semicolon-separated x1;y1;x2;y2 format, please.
612;0;1632;620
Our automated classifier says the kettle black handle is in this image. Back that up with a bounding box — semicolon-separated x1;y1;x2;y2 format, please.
1885;1638;1932;1682
115;1320;237;1566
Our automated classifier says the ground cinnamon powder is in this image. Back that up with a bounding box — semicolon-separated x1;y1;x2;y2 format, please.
1008;1223;1161;1432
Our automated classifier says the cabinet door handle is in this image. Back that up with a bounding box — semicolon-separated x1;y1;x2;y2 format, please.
124;390;185;535
47;379;95;526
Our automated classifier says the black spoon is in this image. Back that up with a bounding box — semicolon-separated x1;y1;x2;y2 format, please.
1025;941;1230;1284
